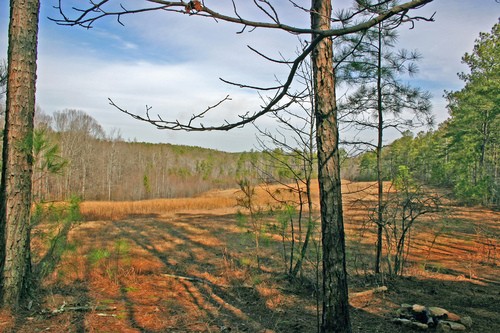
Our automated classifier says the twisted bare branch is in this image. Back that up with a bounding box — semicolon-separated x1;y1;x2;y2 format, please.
52;0;434;131
52;0;433;37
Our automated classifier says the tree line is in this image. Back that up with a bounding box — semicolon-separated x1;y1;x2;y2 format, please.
29;109;264;202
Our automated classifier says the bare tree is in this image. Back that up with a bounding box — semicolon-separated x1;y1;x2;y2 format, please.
52;109;105;199
105;128;122;201
0;0;40;308
384;166;441;275
252;49;317;280
53;1;434;331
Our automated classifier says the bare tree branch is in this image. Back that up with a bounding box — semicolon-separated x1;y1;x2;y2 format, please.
52;0;434;132
52;0;434;37
110;33;321;131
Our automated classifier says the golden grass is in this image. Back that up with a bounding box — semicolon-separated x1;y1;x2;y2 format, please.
78;179;498;284
81;196;237;221
81;183;305;221
80;180;383;221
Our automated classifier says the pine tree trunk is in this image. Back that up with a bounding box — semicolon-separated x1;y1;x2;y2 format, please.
375;23;384;274
311;1;351;332
0;0;40;308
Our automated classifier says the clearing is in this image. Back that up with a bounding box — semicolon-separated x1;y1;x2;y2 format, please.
1;181;498;332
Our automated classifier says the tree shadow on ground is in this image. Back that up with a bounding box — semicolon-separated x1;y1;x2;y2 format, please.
4;210;499;333
109;214;316;332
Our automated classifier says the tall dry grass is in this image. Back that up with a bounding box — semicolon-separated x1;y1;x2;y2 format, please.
80;180;386;221
80;196;238;220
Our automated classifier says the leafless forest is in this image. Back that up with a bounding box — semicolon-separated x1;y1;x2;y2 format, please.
29;109;267;202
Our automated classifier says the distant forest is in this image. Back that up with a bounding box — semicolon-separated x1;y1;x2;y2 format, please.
1;23;497;208
1;103;497;208
24;109;263;201
0;93;496;209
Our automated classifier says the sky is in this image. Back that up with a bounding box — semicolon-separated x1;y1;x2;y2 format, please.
0;0;499;152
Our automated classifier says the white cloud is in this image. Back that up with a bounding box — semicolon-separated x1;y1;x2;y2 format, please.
397;0;499;124
35;49;269;151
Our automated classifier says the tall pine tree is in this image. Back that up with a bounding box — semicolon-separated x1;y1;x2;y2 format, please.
336;0;432;274
0;0;40;308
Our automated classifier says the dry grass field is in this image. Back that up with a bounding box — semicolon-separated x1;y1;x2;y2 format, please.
1;181;498;332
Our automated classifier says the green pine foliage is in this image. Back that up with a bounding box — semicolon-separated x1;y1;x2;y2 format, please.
348;23;499;208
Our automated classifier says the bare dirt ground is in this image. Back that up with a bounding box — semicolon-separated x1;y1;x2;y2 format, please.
1;181;498;332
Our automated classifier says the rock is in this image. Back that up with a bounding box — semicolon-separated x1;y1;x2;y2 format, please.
439;321;467;331
395;307;412;319
395;308;404;316
392;318;412;326
411;322;429;330
448;322;467;331
393;303;471;331
447;312;461;322
437;322;452;332
413;308;432;325
428;306;449;318
412;304;426;313
393;318;429;330
460;316;473;328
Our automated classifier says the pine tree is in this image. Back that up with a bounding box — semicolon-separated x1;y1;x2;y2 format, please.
0;0;40;308
336;0;432;274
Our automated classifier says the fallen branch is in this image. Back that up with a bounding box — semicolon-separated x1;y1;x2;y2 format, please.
41;302;117;316
162;273;211;284
161;273;254;289
351;286;388;297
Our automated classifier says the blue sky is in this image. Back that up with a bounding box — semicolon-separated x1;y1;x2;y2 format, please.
1;0;499;152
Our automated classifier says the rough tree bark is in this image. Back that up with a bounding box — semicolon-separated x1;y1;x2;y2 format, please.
0;0;40;308
311;1;351;332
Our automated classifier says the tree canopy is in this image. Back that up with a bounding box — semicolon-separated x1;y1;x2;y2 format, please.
444;22;499;206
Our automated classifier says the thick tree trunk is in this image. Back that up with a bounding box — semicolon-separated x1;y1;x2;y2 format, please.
0;0;40;308
311;1;351;332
